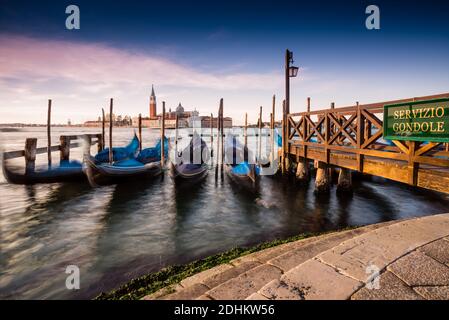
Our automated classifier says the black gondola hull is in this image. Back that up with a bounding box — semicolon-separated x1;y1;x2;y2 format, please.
2;159;85;185
84;156;162;186
224;164;260;191
169;162;208;183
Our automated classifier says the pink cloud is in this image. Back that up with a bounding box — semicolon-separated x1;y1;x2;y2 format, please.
0;34;281;91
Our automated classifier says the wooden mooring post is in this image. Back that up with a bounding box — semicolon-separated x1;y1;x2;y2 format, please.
258;106;262;163
175;113;179;163
244;112;248;149
315;161;330;193
161;102;166;167
271;95;275;167
108;98;113;164
96;134;103;153
281;100;287;174
210;113;213;162
85;134;92;156
295;97;310;183
60;136;70;161
337;168;353;193
25;138;37;175
102;108;106;150
47;99;52;167
138;113;142;152
270;112;274;166
215;101;221;178
220;99;224;175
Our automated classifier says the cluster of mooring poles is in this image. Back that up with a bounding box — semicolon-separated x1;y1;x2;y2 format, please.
243;95;277;167
101;98;167;168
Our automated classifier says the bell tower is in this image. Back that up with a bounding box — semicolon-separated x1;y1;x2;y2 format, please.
149;85;156;119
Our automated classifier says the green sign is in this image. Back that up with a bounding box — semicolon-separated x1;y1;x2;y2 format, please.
383;98;449;143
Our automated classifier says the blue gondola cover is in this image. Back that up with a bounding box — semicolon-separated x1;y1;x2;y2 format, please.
94;135;140;163
137;137;169;164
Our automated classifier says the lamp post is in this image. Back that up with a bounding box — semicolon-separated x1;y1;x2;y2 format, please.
285;49;299;115
283;49;299;174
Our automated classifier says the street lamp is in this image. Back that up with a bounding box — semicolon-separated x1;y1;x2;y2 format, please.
283;49;299;174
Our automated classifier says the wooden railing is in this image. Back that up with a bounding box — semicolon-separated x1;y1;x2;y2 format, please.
285;93;449;193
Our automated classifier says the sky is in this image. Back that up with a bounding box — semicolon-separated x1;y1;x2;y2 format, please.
0;0;449;125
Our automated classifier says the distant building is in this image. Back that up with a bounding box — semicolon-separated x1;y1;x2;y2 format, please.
149;85;157;119
84;120;102;127
131;85;233;129
84;114;132;127
189;115;232;128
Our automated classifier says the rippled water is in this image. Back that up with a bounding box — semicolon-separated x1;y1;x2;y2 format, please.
1;127;448;299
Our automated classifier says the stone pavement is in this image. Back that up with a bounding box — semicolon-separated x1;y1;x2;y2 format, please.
143;213;449;300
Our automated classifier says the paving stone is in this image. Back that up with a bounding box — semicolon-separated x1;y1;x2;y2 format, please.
413;286;449;300
245;293;269;300
161;283;209;300
250;241;311;263
268;231;366;272
142;284;183;300
418;238;449;265
258;279;304;300
180;264;234;288
317;216;449;281
202;260;261;289
351;271;423;300
277;259;362;300
229;255;261;266
206;264;283;300
387;251;449;286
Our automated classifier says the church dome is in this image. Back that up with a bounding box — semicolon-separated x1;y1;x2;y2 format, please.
176;103;184;113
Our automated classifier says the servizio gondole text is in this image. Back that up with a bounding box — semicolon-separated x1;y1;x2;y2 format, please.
392;106;445;133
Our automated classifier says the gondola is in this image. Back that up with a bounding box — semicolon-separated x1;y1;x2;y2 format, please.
1;135;141;185
84;136;168;186
2;159;85;185
170;132;209;182
224;134;260;190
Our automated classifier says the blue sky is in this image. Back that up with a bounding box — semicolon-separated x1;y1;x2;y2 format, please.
0;0;448;124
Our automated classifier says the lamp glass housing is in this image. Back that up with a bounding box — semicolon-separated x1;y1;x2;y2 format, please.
289;66;299;77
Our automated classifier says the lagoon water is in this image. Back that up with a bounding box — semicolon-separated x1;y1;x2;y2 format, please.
1;127;448;299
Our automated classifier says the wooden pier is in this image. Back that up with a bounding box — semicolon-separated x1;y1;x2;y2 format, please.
3;134;103;170
282;93;449;194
